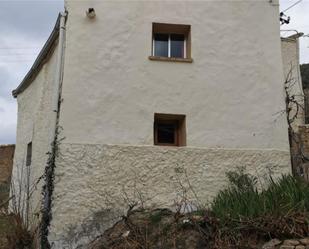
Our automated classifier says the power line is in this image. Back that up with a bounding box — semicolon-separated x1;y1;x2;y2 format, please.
0;60;33;64
280;0;303;25
0;47;40;50
282;0;303;12
0;54;37;56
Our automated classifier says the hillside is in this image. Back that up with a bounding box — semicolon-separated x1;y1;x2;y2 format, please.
87;208;309;249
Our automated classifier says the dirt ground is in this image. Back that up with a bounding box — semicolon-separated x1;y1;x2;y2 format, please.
0;213;13;249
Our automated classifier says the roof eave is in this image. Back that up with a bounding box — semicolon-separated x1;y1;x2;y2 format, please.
281;32;304;42
12;13;62;98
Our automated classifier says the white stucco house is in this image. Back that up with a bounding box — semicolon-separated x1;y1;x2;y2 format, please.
11;0;301;248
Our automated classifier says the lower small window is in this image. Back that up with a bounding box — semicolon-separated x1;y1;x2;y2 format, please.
154;113;186;146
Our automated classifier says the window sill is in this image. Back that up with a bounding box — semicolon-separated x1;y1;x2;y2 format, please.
148;56;193;63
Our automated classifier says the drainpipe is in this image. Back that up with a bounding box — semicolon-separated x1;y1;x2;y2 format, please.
41;11;67;249
50;11;67;142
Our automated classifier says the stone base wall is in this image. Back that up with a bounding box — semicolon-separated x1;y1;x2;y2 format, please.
0;145;15;208
49;143;291;249
292;125;309;181
263;238;309;249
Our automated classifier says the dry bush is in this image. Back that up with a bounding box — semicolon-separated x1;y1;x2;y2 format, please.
6;213;33;249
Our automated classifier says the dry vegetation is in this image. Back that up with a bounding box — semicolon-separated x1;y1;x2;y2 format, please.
0;211;34;249
87;169;309;249
1;169;308;249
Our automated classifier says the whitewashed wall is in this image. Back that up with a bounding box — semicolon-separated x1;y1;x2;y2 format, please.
47;1;291;248
11;1;293;248
11;42;59;225
59;0;288;150
49;144;290;249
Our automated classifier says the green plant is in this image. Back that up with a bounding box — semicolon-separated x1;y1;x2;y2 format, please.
262;174;309;214
211;168;309;222
211;167;260;220
149;211;163;224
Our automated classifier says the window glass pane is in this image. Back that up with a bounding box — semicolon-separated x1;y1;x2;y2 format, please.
157;123;176;144
170;34;185;58
154;33;168;57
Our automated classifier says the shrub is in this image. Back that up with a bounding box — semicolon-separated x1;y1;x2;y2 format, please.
6;214;33;249
211;168;309;222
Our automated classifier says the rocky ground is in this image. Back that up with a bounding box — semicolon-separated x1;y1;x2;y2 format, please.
0;208;308;249
262;238;309;249
87;208;309;249
87;209;210;249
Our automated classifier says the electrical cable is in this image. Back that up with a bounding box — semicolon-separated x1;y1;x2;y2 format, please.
282;0;303;13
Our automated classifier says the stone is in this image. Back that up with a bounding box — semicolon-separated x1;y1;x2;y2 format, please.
191;215;204;222
284;240;300;246
262;239;282;249
121;230;130;238
280;246;296;249
300;238;309;245
295;245;305;249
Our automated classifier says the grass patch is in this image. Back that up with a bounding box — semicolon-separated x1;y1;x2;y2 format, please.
211;168;309;221
149;211;164;224
88;168;309;249
210;167;309;244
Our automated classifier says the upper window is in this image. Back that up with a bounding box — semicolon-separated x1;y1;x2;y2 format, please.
151;23;191;61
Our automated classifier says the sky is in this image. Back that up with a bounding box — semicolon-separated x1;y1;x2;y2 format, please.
0;0;309;145
0;1;63;144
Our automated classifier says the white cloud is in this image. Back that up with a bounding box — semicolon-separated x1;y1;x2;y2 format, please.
0;1;63;144
0;32;45;143
280;0;309;63
0;98;17;144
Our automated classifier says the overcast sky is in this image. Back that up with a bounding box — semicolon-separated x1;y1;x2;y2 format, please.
0;0;308;145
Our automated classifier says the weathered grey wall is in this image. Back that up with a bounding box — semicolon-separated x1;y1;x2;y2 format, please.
281;36;304;132
281;36;305;175
11;41;59;224
298;125;309;181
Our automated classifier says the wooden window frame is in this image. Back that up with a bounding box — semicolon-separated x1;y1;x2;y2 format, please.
154;113;186;147
150;23;192;62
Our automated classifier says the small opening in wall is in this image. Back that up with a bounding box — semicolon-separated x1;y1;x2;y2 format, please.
154;113;186;146
26;142;32;166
